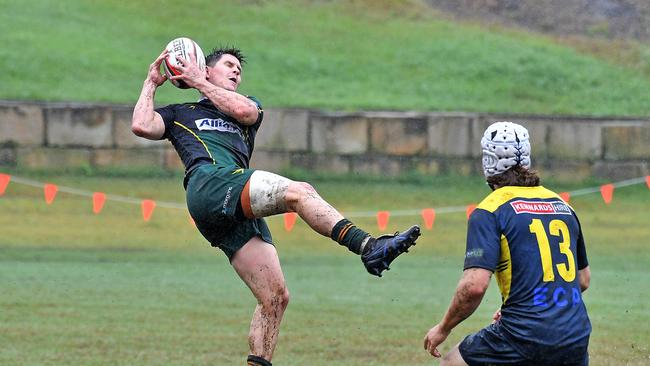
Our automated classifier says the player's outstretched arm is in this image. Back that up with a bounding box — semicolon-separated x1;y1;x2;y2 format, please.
132;51;167;140
198;83;259;125
170;55;259;126
424;268;492;357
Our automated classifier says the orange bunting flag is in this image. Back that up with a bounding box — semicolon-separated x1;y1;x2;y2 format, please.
421;208;436;230
559;192;571;203
600;184;614;205
141;199;156;222
377;211;390;231
466;204;477;220
92;192;106;214
284;212;298;232
0;173;10;196
646;176;650;190
44;183;58;205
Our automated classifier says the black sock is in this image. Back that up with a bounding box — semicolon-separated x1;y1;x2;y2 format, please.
247;355;272;366
330;218;371;254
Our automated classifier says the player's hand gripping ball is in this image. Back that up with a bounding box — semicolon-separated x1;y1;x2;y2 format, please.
162;37;206;89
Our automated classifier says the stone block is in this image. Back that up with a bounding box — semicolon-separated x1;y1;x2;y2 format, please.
113;107;164;148
255;109;309;151
248;150;292;172
370;117;427;156
290;152;350;174
400;157;441;175
17;147;92;168
163;148;184;171
45;106;113;147
427;159;441;175
0;104;45;145
0;147;17;166
537;160;593;182
603;125;650;159
91;148;164;168
440;158;476;176
546;121;602;160
428;114;474;157
311;115;368;154
592;161;648;181
349;155;402;176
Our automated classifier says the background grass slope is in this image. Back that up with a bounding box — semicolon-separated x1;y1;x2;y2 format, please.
2;0;650;116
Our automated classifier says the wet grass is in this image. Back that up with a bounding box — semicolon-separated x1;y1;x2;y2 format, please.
1;173;649;365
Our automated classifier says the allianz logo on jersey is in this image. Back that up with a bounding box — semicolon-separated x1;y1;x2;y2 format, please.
510;200;572;215
195;118;243;137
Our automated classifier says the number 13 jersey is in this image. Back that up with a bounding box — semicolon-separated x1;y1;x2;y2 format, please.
465;185;591;348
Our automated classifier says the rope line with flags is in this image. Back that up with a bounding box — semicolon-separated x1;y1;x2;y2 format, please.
1;173;648;229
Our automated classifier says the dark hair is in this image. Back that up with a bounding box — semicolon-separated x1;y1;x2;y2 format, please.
205;46;246;67
486;165;540;188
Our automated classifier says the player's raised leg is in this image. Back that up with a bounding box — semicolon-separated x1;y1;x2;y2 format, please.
240;170;421;277
231;236;289;365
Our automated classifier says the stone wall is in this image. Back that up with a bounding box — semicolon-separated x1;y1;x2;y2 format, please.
1;100;648;180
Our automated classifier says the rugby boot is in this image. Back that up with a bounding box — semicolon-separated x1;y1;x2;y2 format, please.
361;225;421;277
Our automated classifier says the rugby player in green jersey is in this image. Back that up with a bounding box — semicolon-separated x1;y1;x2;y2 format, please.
424;122;591;365
132;46;420;366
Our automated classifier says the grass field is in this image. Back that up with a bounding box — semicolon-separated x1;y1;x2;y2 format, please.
1;171;649;365
3;0;650;115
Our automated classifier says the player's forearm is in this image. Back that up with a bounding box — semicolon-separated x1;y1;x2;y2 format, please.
132;81;160;138
578;267;590;292
196;80;258;125
439;280;486;333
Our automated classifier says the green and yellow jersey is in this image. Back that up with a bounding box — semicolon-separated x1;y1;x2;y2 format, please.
155;96;264;176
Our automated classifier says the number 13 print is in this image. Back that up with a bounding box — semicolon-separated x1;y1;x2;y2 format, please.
529;218;576;282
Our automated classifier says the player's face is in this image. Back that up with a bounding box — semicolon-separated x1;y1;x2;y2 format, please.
206;54;242;91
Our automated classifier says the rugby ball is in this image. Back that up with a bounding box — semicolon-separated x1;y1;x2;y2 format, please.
162;37;206;89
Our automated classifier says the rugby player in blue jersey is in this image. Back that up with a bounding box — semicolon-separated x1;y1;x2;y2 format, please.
424;122;591;365
132;46;420;366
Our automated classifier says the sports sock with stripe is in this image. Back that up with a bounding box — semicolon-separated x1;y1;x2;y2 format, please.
247;355;272;366
331;218;371;255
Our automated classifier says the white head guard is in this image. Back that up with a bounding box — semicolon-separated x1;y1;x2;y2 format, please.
481;121;531;177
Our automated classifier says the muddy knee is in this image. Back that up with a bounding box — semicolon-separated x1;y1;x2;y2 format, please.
260;286;290;313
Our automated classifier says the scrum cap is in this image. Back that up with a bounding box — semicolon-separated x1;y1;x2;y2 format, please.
481;121;531;177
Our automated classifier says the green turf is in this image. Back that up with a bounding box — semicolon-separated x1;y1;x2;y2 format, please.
1;172;649;365
2;0;650;116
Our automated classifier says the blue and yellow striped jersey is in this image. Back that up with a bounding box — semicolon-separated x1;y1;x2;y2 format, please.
156;96;264;175
465;185;591;347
